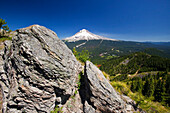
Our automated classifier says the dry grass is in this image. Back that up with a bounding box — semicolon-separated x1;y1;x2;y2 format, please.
0;43;4;50
0;37;12;43
102;71;110;80
110;80;170;113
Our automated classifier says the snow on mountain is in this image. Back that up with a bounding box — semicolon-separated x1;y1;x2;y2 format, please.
63;29;118;42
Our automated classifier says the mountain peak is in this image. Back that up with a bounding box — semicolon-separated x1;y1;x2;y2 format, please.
76;29;91;36
63;29;118;42
80;29;88;33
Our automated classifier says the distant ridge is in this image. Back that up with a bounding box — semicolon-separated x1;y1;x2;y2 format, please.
63;29;118;42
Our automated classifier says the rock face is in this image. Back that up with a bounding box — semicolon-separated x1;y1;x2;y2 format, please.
82;61;126;113
0;25;142;113
0;25;82;113
81;61;144;113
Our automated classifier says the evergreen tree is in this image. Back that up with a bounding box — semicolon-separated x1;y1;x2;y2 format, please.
0;18;10;37
154;79;162;102
136;78;143;93
165;75;170;106
143;78;149;96
149;76;155;97
131;79;136;92
161;74;169;105
143;75;155;97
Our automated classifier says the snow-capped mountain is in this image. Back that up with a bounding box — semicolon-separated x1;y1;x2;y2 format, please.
63;29;118;42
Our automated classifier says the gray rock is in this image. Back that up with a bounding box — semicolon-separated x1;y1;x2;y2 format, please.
0;25;143;113
81;61;144;113
84;101;96;113
0;42;9;113
126;105;133;112
62;91;83;113
83;61;126;113
121;94;146;113
0;25;82;113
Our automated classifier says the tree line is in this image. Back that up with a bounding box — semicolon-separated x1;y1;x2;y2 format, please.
101;52;170;76
131;72;170;106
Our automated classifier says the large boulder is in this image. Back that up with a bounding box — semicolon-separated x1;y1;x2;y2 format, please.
81;61;126;113
81;61;144;113
0;25;82;113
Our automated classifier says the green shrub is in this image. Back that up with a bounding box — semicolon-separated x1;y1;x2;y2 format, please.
0;36;12;42
73;47;90;63
77;72;82;89
51;105;63;113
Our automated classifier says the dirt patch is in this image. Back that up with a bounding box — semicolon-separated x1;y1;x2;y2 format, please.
0;42;4;50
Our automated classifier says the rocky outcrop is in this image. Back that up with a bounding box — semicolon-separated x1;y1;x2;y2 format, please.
0;25;82;113
80;61;129;113
0;25;142;113
0;42;5;112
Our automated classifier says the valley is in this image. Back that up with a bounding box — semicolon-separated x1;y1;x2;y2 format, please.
64;30;170;113
64;30;170;64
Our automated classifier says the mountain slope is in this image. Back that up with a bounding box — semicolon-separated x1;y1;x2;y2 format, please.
100;52;170;112
100;52;170;76
63;29;170;64
64;40;170;64
65;39;170;64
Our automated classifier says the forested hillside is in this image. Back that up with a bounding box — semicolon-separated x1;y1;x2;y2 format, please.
100;52;170;112
101;52;170;76
65;40;170;64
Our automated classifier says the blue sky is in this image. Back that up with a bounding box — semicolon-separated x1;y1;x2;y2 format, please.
1;0;170;42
